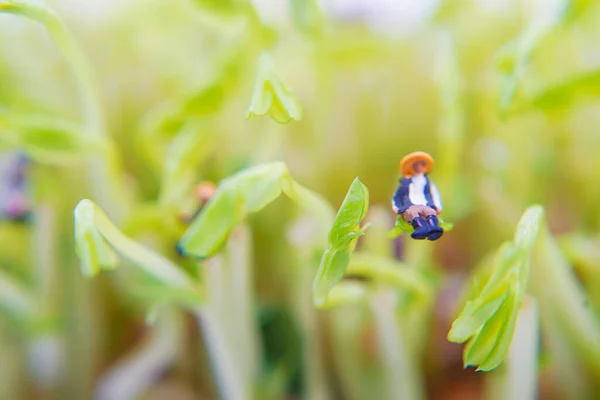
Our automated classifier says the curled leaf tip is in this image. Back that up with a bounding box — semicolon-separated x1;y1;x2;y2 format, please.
246;54;302;124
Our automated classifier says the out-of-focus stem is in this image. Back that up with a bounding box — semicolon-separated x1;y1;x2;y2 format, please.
403;240;434;271
196;255;249;400
33;203;56;310
485;296;539;400
194;306;246;400
370;290;423;400
295;266;330;400
0;330;25;400
225;226;262;389
533;227;600;374
329;306;372;400
94;309;181;400
287;216;332;400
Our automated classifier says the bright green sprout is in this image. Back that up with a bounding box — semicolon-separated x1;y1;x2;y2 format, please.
246;53;303;123
74;199;192;287
312;178;369;308
178;162;334;259
446;205;600;372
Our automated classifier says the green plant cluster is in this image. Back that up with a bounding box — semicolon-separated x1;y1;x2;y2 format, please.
1;0;600;399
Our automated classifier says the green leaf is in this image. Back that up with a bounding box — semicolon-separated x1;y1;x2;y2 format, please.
74;199;191;286
495;0;593;117
387;215;454;239
74;199;119;277
246;53;302;124
514;205;544;253
463;283;518;369
178;162;333;258
528;69;600;112
495;19;556;117
447;281;510;343
289;0;323;35
447;206;545;371
312;178;369;308
387;216;414;239
328;178;369;247
178;188;245;259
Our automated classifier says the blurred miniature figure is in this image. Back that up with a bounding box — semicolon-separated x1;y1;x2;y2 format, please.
179;181;217;224
392;151;444;241
0;152;31;223
177;181;217;257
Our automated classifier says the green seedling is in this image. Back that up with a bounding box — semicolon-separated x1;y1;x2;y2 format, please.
178;161;334;259
312;178;369;308
448;205;600;374
246;53;303;123
74;200;200;307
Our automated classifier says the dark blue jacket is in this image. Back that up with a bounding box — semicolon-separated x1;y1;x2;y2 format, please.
392;175;436;214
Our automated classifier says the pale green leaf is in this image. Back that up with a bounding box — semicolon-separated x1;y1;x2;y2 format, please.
74;200;191;286
178;162;332;258
312;178;369;308
246;54;302;124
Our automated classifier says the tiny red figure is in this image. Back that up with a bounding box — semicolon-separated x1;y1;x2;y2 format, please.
392;151;444;241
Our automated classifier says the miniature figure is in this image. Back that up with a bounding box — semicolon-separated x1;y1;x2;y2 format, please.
179;181;217;224
392;151;444;241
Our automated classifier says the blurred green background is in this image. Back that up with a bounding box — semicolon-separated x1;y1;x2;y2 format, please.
1;0;600;399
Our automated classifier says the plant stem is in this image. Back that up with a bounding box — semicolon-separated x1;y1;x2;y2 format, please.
33;203;56;311
194;306;246;400
295;265;330;400
485;296;539;400
196;256;248;400
225;226;262;390
0;330;25;400
329;306;376;400
370;290;423;400
94;309;182;400
532;226;600;375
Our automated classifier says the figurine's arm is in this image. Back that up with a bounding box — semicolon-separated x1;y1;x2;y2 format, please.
430;182;443;212
392;179;412;214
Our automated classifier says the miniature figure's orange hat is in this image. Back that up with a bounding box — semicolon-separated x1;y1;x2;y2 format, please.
400;151;434;177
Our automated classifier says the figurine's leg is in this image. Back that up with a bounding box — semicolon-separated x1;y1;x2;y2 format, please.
422;207;444;241
403;206;430;240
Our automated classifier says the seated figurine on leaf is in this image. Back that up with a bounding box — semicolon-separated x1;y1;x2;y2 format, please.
392;151;444;241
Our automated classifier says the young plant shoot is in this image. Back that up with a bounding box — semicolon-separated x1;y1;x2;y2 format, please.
177;161;333;259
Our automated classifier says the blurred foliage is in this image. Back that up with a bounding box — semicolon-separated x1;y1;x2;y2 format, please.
0;0;600;399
